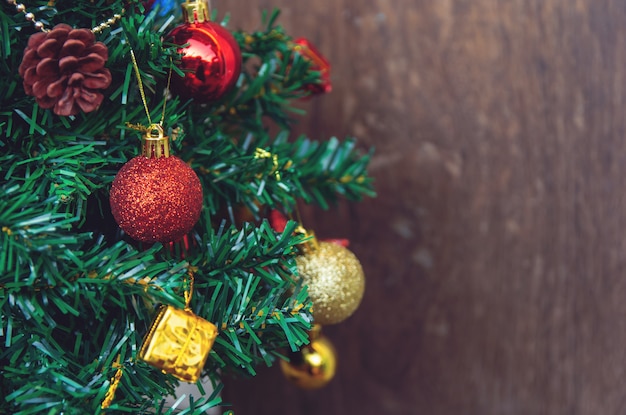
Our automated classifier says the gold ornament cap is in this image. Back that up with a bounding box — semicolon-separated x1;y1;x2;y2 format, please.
139;305;217;382
295;226;319;255
296;241;365;325
182;0;209;23
141;124;170;159
280;330;337;389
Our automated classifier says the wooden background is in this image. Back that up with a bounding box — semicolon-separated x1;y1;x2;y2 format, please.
224;1;626;414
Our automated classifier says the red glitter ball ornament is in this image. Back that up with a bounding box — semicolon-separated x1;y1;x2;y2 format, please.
166;0;241;103
109;126;203;243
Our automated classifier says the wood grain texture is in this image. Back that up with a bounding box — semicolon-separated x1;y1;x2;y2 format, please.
223;1;626;414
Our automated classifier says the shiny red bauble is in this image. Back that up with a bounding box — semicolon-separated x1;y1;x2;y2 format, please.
109;155;203;244
293;38;332;95
166;21;242;102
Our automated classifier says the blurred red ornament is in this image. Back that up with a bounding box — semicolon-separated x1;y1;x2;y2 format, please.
166;0;241;103
167;234;196;258
269;209;349;246
142;0;156;12
293;38;332;95
269;209;289;232
322;238;349;248
109;126;203;244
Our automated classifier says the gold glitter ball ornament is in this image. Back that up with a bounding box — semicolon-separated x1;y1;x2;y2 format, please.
280;331;337;389
295;241;365;325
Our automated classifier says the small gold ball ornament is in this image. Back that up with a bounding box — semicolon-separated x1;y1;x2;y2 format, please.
296;241;365;325
280;327;337;389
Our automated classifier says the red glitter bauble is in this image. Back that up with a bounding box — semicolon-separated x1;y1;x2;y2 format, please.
109;156;203;243
166;21;242;102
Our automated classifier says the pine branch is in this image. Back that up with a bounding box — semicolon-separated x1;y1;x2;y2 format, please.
223;9;322;131
183;126;375;216
193;220;312;376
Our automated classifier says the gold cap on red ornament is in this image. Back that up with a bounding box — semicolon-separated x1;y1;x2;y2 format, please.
182;0;209;23
141;124;170;158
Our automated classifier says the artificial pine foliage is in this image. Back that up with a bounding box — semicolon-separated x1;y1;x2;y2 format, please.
0;0;374;413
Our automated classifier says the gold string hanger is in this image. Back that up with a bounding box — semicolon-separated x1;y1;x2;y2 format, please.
126;46;175;159
289;204;319;253
183;268;194;310
127;47;173;131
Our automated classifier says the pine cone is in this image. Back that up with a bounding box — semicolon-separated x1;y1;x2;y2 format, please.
18;24;112;117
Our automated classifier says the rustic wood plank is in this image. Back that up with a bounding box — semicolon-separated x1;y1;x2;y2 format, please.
224;1;626;413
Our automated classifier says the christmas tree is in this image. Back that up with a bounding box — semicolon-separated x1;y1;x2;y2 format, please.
0;0;374;413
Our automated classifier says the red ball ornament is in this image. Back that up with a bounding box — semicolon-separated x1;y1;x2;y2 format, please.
166;0;242;103
293;38;332;95
109;126;203;243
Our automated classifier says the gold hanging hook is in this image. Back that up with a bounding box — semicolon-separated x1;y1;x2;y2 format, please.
141;124;170;158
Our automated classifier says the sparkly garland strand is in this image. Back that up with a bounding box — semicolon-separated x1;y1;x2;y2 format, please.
5;0;124;33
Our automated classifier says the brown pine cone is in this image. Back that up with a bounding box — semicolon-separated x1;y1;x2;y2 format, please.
18;24;112;117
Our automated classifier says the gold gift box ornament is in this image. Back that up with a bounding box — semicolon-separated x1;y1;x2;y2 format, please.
139;305;217;382
139;274;217;383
